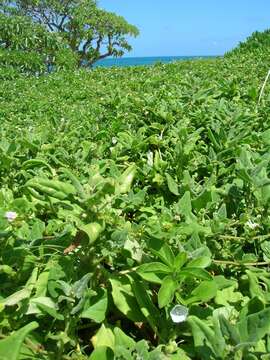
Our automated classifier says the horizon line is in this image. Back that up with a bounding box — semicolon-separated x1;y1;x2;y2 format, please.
98;54;223;60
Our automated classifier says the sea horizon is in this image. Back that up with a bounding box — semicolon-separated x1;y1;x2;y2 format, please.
94;55;219;68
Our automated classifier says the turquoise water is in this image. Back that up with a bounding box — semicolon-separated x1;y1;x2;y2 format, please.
94;56;216;68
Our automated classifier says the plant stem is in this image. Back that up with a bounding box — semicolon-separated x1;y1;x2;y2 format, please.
119;266;139;275
218;235;245;241
258;69;270;103
213;260;270;267
218;234;270;242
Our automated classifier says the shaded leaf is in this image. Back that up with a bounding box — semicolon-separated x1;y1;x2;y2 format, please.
0;322;38;360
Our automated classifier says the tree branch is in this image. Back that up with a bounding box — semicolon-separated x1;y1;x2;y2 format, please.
97;51;111;60
58;14;68;31
82;38;92;54
95;35;103;53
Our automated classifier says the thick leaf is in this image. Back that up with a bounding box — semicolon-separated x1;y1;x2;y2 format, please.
79;223;103;244
238;307;270;343
35;302;64;320
72;273;91;299
136;270;164;284
176;191;194;219
35;270;50;297
26;296;58;315
246;270;265;301
215;286;243;306
187;280;218;304
173;252;188;270
137;262;171;274
0;322;39;360
186;256;211;269
151;243;175;268
165;173;179;195
1;288;31;307
29;219;45;242
188;315;226;358
92;324;115;351
128;275;161;333
219;315;240;345
136;262;171;284
117;164;137;194
178;267;212;281
81;289;108;323
89;346;114;360
110;277;144;322
114;327;136;348
158;275;177;308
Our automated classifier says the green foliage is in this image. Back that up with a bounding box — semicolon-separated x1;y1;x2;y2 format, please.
0;12;77;74
0;322;39;360
1;33;270;358
1;0;139;67
226;29;270;57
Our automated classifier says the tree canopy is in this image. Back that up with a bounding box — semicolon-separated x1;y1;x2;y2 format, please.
0;0;139;68
0;11;77;74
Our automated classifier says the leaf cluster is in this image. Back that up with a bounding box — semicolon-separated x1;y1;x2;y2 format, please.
1;32;270;359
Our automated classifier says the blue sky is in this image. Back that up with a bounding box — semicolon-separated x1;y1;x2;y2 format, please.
99;0;270;57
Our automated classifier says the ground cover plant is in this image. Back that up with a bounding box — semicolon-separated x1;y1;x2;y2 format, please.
1;31;270;359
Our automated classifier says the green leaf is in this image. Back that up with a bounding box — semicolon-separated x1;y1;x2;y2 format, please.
114;327;136;348
35;269;50;297
136;262;171;283
151;243;175;268
89;346;114;360
29;219;45;242
81;289;108;323
238;307;270;343
136;270;164;284
187;280;217;304
0;322;39;360
188;315;225;358
0;265;15;276
137;262;171;274
165;173;179;195
26;296;58;315
92;324;115;351
246;270;265;301
186;256;211;269
117;164;137;194
219;315;240;345
72;273;91;299
158;275;177;308
215;286;244;306
128;275;161;333
173;252;188;270
178;267;212;281
1;288;31;307
79;223;103;244
35;302;64;320
177;191;194;218
110;277;144;322
262;129;270;145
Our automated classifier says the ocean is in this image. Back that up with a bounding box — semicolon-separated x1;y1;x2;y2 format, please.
94;56;216;68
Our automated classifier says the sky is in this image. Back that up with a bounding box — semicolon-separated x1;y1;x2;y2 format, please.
99;0;270;57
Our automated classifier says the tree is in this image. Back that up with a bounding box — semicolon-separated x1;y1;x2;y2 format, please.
0;11;78;74
1;0;139;67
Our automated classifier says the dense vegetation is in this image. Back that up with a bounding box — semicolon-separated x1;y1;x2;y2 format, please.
0;12;78;75
0;0;139;70
1;31;270;359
